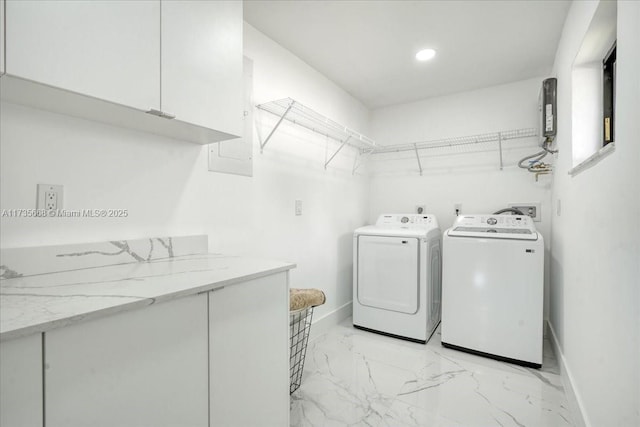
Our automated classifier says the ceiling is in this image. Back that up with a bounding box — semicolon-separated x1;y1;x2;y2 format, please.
244;0;571;109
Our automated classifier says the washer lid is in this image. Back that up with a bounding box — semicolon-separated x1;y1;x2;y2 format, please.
447;214;538;240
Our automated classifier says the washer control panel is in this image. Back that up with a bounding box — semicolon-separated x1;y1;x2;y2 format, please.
455;215;534;227
449;214;538;239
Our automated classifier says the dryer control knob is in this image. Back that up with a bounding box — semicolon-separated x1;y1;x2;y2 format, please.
487;217;498;225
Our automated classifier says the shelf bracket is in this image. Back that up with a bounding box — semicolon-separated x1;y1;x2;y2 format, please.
352;147;374;175
414;144;423;176
259;100;295;153
352;153;361;175
324;136;351;169
498;133;504;170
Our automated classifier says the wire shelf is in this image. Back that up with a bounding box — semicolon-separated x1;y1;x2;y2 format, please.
255;99;537;175
371;128;538;154
256;98;376;173
370;128;538;174
256;98;376;151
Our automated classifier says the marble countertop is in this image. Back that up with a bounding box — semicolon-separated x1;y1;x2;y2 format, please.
0;253;295;341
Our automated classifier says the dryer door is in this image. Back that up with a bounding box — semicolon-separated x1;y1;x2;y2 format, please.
357;235;419;314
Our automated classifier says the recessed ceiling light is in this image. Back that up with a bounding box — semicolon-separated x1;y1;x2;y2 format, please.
415;48;437;62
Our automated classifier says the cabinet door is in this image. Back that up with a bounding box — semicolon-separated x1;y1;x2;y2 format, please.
0;333;43;427
209;273;290;427
161;0;242;136
5;0;159;110
1;0;5;75
45;294;208;427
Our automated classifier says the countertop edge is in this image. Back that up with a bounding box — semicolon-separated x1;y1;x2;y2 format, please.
0;262;296;342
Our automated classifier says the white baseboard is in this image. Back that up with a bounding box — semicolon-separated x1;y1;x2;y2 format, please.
309;301;352;342
547;321;590;427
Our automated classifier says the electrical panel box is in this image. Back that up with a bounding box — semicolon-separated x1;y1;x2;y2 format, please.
539;77;557;144
208;57;253;177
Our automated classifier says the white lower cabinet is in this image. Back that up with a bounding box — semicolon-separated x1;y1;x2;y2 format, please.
44;294;209;427
0;333;43;427
3;272;290;426
209;272;290;427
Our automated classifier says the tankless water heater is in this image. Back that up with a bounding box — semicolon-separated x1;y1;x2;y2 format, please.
539;78;557;144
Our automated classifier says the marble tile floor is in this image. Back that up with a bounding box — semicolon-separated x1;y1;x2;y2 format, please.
290;318;573;427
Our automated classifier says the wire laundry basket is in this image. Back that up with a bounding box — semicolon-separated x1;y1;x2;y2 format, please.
289;306;314;394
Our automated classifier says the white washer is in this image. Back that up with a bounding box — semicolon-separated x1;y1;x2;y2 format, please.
442;214;544;367
353;214;442;343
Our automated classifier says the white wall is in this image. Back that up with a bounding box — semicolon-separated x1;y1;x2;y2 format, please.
3;7;638;426
368;78;554;318
548;1;640;426
0;23;371;324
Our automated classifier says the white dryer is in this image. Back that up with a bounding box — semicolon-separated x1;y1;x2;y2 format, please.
353;214;442;343
442;214;544;367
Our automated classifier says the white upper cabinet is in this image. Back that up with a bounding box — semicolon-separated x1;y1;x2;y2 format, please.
161;0;243;136
1;0;242;144
5;0;160;111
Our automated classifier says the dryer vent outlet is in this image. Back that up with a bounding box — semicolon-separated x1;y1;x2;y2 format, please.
508;202;541;222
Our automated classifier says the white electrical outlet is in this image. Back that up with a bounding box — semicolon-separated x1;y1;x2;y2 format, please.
45;191;57;210
508;202;541;222
454;203;462;215
37;184;63;211
415;205;426;214
295;199;302;216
